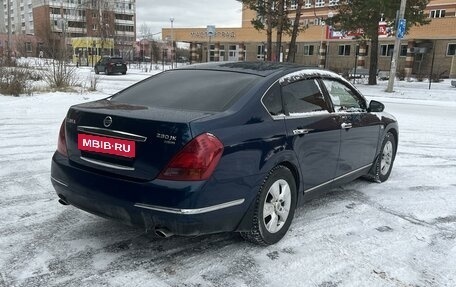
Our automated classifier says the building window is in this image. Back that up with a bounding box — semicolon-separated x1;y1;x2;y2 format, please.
430;10;445;18
315;0;325;7
355;45;369;56
447;44;456;56
314;18;324;26
304;0;312;8
400;45;408;57
289;0;297;9
25;42;32;53
303;45;314;56
329;0;339;6
338;44;351;56
380;44;394;57
257;44;265;60
219;45;225;61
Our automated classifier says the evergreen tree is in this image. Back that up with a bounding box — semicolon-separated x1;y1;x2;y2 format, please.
239;0;303;61
331;0;429;85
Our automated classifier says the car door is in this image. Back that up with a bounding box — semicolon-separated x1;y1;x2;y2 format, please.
320;78;381;177
281;78;341;191
95;59;103;70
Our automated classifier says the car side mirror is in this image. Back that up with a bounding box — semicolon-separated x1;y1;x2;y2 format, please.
368;100;384;112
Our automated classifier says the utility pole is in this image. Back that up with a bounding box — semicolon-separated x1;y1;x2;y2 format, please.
7;0;12;61
386;0;407;92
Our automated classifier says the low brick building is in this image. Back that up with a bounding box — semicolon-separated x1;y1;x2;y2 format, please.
162;0;456;78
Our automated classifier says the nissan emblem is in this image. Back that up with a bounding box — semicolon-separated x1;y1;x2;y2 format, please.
103;116;113;128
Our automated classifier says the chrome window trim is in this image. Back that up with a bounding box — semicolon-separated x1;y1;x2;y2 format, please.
77;126;147;142
304;164;372;193
134;199;245;215
260;75;333;120
80;156;135;171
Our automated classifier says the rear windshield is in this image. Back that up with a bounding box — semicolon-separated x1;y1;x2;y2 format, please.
110;58;124;63
111;70;260;112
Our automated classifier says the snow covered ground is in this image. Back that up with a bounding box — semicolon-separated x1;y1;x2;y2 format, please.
1;65;455;287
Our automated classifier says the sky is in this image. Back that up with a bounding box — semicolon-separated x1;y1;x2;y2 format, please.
135;0;243;38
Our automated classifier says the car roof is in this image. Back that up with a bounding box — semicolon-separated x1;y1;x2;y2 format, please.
178;61;340;79
178;61;305;77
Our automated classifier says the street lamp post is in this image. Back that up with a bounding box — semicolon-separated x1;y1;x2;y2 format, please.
326;12;334;69
170;17;174;69
6;0;11;62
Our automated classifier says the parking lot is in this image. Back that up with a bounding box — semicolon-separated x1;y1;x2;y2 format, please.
1;70;455;287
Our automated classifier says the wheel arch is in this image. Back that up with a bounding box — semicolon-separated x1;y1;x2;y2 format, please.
277;161;300;197
386;127;399;152
235;159;301;233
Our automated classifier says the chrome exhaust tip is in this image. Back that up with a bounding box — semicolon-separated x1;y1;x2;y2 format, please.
58;199;69;205
58;194;69;205
155;227;174;238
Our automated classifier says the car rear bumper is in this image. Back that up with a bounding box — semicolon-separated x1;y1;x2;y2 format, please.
51;152;258;236
109;66;127;73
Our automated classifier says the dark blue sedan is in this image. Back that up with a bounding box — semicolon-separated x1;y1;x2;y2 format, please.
51;62;398;245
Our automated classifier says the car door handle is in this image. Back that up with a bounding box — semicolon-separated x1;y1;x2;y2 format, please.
341;123;353;129
292;128;313;135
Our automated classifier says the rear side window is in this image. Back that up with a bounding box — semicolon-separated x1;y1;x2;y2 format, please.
282;79;329;116
262;83;283;116
112;70;259;112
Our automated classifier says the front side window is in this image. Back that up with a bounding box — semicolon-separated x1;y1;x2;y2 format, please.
282;79;329;116
322;79;366;112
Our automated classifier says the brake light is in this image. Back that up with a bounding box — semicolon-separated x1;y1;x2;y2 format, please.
57;120;68;156
158;133;224;181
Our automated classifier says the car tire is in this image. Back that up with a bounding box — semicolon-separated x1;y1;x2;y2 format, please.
240;165;297;245
122;71;126;75
367;132;396;182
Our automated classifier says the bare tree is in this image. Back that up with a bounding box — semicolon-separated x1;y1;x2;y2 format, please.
287;0;305;62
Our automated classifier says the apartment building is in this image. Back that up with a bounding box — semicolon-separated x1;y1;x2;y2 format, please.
0;0;34;35
1;0;136;59
162;0;456;78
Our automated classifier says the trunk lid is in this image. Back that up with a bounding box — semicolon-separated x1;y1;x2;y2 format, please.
65;99;213;181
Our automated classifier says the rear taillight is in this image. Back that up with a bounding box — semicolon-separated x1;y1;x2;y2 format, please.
158;133;224;181
57;120;68;156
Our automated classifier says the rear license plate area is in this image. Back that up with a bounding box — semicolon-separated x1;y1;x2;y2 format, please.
78;133;135;158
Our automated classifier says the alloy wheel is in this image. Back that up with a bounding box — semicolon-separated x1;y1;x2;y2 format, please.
263;179;291;233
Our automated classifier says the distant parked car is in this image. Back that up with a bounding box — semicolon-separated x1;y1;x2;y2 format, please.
94;56;127;75
51;62;398;245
